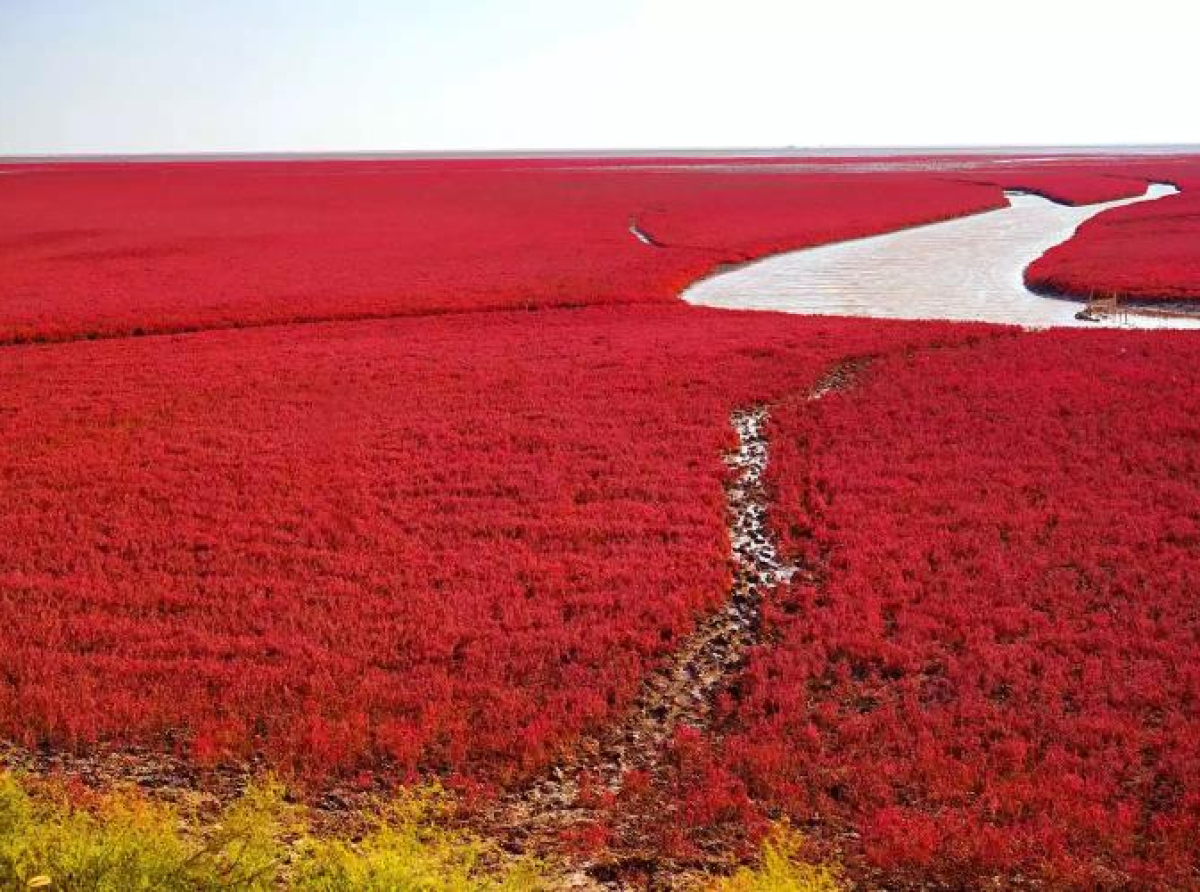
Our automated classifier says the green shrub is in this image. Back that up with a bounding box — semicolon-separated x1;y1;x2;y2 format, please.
0;770;229;890
709;824;842;892
0;771;540;891
293;786;542;891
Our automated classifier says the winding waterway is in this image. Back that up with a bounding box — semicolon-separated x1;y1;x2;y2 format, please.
682;183;1200;329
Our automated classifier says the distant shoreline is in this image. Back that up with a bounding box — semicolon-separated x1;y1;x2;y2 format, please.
3;144;1199;164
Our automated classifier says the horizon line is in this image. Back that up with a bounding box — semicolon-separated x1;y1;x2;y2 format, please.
3;143;1200;164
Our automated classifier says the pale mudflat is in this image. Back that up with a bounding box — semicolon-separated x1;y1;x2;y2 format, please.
682;183;1200;329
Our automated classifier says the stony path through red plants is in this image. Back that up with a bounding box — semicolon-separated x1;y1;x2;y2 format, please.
480;364;867;888
479;402;799;887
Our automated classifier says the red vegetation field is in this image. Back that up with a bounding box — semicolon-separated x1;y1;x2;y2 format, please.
1027;163;1200;302
0;162;1007;344
4;156;1200;885
8;157;1197;345
715;332;1200;886
0;303;981;784
961;167;1149;205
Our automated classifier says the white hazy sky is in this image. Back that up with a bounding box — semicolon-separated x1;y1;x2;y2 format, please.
1;0;1196;155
